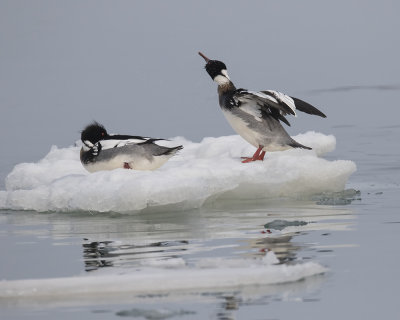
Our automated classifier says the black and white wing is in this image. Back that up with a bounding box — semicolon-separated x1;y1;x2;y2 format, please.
260;90;326;118
98;135;165;150
230;89;326;126
289;97;326;118
231;89;296;126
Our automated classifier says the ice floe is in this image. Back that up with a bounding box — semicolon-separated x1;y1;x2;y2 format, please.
0;251;326;300
0;132;356;213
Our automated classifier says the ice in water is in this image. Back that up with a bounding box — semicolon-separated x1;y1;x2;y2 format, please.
0;250;327;299
0;132;356;213
264;220;308;231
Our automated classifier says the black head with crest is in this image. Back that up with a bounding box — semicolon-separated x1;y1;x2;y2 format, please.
199;52;228;81
81;122;108;144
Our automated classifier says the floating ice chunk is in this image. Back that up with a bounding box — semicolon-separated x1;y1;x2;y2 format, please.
0;261;327;299
264;220;308;231
0;132;356;213
140;258;187;268
116;308;195;319
196;251;279;269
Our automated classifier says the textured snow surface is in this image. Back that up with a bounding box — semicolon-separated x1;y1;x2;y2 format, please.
0;132;356;213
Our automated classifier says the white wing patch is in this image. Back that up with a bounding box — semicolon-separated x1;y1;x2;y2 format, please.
99;138;148;150
264;90;297;116
247;90;278;104
239;103;263;122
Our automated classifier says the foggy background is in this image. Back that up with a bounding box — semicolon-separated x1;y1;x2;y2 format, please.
1;0;399;185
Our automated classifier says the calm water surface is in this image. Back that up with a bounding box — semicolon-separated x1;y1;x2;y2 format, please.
1;125;399;320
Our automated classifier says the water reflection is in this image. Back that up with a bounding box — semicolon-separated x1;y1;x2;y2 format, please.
81;232;302;273
82;239;189;272
82;240;114;271
0;199;356;279
217;295;240;320
244;234;299;263
0;199;356;314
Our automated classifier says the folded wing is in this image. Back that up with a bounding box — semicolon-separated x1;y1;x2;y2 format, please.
99;136;165;150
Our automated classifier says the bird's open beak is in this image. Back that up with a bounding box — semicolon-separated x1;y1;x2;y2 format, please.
198;51;210;63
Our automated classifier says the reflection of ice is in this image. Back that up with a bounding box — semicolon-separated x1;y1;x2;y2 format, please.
1;200;356;272
0;196;356;310
0;132;356;213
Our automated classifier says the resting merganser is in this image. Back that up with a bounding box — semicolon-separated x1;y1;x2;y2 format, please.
80;122;183;172
199;52;326;163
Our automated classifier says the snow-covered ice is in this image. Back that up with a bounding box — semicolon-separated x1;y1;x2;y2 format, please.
0;132;356;213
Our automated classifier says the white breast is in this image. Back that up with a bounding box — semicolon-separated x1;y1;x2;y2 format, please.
83;153;173;172
83;154;131;172
222;109;293;152
222;110;260;148
129;154;172;171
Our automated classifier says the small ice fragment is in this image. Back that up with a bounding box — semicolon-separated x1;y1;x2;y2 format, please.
264;220;308;231
262;251;280;265
115;308;195;319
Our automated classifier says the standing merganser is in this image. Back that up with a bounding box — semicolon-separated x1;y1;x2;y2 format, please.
80;122;183;172
199;52;326;163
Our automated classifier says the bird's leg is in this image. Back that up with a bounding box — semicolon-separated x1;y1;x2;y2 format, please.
123;162;132;169
258;151;266;161
241;146;263;163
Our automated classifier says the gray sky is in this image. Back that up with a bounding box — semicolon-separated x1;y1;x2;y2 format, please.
1;0;399;180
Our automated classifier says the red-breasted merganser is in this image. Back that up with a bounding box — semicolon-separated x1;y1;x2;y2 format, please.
80;122;182;172
199;51;326;163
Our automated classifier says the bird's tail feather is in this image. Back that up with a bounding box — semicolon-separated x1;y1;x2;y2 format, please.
162;145;183;155
289;140;312;150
